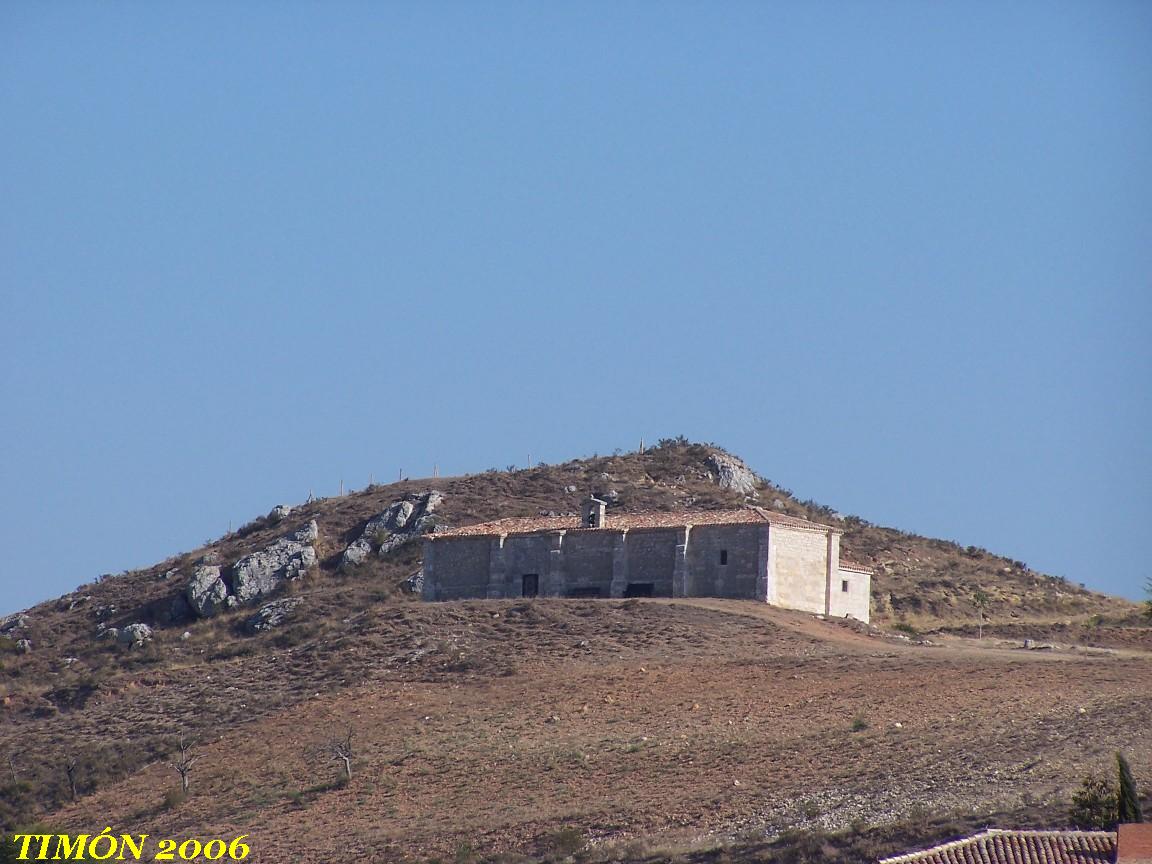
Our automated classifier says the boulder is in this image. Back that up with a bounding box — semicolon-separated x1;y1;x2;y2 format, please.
244;597;304;633
391;500;415;529
231;521;319;604
117;623;153;649
267;504;293;524
342;539;372;568
15;638;32;654
186;565;229;618
707;452;759;495
403;568;424;594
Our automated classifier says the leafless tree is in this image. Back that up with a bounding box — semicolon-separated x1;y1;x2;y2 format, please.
169;732;199;794
972;589;990;639
328;726;354;782
64;752;78;801
6;749;19;783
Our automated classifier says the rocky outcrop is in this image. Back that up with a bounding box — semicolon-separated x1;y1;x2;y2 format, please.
244;597;304;633
232;521;319;604
1;614;29;634
117;623;153;649
342;539;372;567
15;638;32;654
267;504;293;525
341;491;444;567
186;565;229;618
707;452;760;496
182;521;321;618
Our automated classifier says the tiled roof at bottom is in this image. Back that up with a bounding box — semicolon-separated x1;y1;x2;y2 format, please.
879;830;1116;864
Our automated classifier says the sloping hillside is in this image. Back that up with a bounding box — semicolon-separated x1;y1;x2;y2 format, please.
0;441;1142;845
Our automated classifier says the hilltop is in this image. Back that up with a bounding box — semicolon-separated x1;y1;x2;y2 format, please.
1;441;1146;858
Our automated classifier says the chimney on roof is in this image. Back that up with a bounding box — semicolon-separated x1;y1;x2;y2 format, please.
1118;824;1152;863
582;496;607;529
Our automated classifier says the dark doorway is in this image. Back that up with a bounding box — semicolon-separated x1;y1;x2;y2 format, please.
566;586;602;598
624;582;655;598
522;574;539;597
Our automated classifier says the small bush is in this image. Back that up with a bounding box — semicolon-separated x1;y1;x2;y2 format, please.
851;715;870;732
161;787;187;810
540;826;585;859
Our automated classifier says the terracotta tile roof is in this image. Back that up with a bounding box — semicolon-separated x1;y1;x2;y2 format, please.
430;507;836;539
839;560;874;574
1118;823;1152;863
879;830;1116;864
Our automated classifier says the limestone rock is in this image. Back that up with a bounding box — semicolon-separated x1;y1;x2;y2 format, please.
403;568;425;594
231;521;320;604
391;500;415;529
342;539;372;568
1;614;28;634
244;597;304;633
267;504;293;524
15;638;32;654
340;491;446;564
117;623;153;649
186;565;229;618
707;452;759;495
293;520;320;543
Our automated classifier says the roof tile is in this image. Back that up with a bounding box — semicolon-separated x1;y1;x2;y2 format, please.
430;506;836;539
879;830;1116;864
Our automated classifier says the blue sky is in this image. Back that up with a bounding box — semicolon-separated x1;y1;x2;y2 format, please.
1;2;1149;615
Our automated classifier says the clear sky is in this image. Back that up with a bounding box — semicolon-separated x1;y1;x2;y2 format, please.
1;2;1149;616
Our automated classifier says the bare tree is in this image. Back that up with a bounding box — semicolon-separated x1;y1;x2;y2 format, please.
972;589;990;639
328;726;354;783
6;749;19;784
64;752;78;801
169;732;199;794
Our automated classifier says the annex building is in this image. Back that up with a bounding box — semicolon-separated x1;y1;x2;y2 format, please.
422;497;872;622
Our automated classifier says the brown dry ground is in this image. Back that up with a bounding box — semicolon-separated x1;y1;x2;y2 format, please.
45;598;1152;863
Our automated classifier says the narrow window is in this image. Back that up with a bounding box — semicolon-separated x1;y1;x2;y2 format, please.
841;579;849;593
720;550;728;565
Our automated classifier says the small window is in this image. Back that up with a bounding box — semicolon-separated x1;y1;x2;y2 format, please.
841;579;849;593
720;550;728;565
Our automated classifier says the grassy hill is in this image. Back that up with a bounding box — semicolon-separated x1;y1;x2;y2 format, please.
1;441;1145;859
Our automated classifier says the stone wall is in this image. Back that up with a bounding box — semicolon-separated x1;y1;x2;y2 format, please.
829;566;871;622
685;524;765;599
559;531;618;597
769;525;831;614
422;536;490;601
624;529;678;596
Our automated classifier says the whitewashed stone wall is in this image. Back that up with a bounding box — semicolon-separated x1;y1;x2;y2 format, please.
768;525;832;615
829;566;872;622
